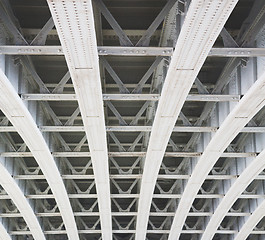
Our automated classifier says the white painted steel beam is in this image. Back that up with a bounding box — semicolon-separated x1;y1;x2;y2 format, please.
234;200;265;240
0;46;173;56
0;211;254;218
8;229;244;235
168;72;265;240
0;193;264;200
0;160;44;240
47;1;112;239
20;93;240;102
1;125;265;133
135;1;239;239
21;93;160;101
0;125;218;133
1;45;265;57
0;224;10;240
0;70;78;240
42;126;218;133
208;48;265;57
201;147;265;240
1;229;264;236
12;174;265;180
0;151;257;158
36;126;265;133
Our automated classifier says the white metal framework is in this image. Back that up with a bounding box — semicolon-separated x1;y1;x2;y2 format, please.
0;103;42;240
202;145;265;240
234;199;265;240
0;70;78;239
0;0;265;240
0;158;44;240
135;0;239;239
0;224;10;240
168;70;265;240
47;0;112;239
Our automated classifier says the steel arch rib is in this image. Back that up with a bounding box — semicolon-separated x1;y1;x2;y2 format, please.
47;0;112;239
201;138;265;240
0;70;79;240
0;222;10;240
234;199;265;240
0;163;43;240
168;72;265;240
135;1;239;239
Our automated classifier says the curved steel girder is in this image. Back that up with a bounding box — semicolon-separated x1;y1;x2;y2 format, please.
0;69;79;240
234;200;265;240
0;162;44;240
168;71;265;240
46;0;111;239
0;222;11;240
201;145;265;240
135;1;239;239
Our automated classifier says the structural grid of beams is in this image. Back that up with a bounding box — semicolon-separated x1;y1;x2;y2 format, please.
135;1;239;239
168;69;265;239
0;150;44;240
0;70;79;239
201;137;265;240
47;0;112;239
234;196;265;240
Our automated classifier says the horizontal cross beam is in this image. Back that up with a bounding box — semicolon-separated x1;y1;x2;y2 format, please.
13;174;265;180
9;229;249;235
0;212;252;218
0;46;173;56
0;46;264;57
0;152;257;158
21;93;240;102
0;125;264;133
0;193;263;200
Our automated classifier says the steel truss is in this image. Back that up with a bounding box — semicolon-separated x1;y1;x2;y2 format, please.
0;0;265;240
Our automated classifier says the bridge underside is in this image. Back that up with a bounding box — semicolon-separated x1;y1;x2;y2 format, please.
0;0;265;240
